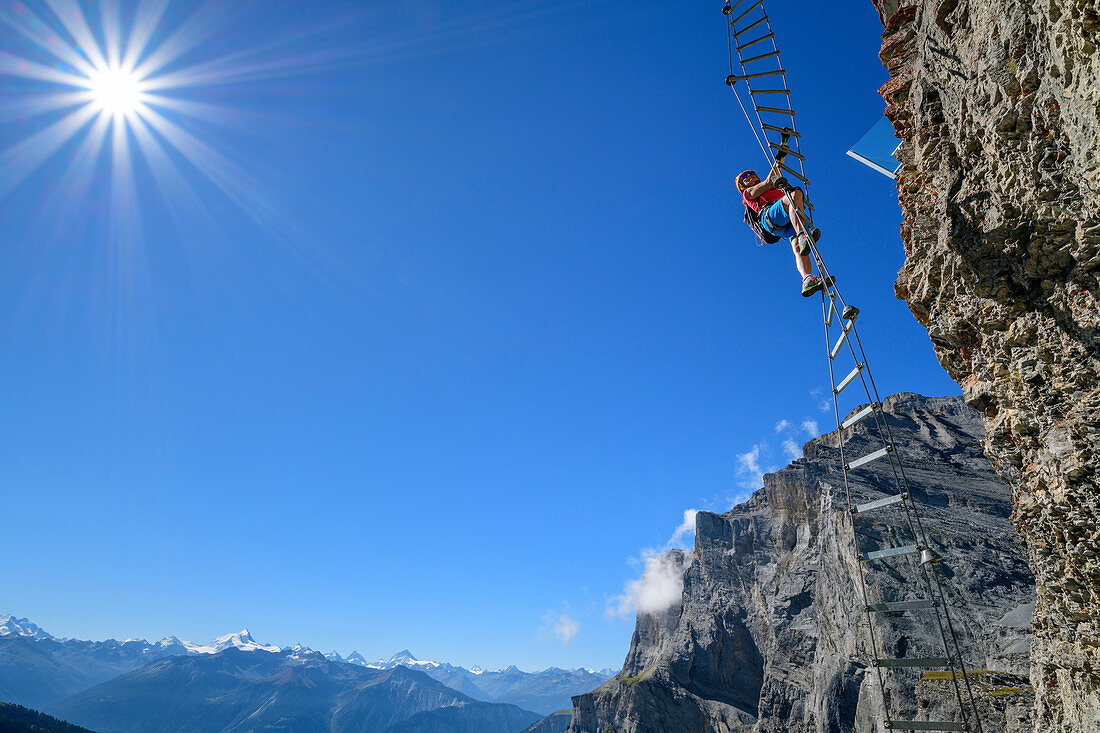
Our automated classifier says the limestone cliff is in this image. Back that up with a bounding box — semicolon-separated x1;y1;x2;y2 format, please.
569;394;1034;732
872;1;1100;729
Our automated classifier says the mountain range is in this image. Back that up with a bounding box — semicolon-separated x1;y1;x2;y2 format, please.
0;615;606;730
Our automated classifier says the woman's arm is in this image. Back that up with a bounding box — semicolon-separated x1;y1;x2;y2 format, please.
745;162;781;200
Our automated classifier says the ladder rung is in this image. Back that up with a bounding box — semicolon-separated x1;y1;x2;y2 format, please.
742;49;781;64
852;492;906;514
840;402;878;430
734;15;769;38
833;362;865;396
762;122;798;137
750;88;791;96
861;542;917;561
755;104;795;115
778;161;808;183
829;320;854;359
737;32;775;52
885;722;968;732
845;445;892;471
867;600;935;612
730;0;763;26
825;295;836;326
875;657;951;668
732;69;786;81
770;143;805;161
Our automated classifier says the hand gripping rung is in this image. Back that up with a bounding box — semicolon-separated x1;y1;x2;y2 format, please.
833;363;865;396
829;320;855;359
756;104;795;116
762;122;798;137
875;657;951;668
840;402;878;430
845;445;892;471
733;69;787;81
729;0;763;26
885;722;968;732
860;542;917;561
867;600;935;612
770;143;805;161
737;32;775;52
852;492;906;514
734;15;769;38
742;50;781;65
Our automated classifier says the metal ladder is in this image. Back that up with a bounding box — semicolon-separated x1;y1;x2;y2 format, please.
721;2;985;730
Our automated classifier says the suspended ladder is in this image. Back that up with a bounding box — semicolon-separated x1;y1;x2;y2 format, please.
721;2;984;730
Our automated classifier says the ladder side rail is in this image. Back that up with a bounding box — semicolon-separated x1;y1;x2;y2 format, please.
821;290;894;724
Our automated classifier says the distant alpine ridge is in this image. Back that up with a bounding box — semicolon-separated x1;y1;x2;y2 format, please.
0;614;611;730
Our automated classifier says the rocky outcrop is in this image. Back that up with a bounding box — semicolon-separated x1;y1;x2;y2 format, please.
570;394;1034;732
872;1;1100;729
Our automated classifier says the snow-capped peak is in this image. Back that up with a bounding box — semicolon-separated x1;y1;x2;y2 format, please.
469;665;485;675
388;649;417;663
183;629;280;655
345;651;368;666
0;615;55;641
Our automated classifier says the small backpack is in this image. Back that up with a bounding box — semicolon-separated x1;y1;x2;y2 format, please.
743;204;781;245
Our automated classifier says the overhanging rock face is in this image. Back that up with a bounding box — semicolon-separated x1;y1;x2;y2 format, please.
569;394;1034;732
871;1;1100;729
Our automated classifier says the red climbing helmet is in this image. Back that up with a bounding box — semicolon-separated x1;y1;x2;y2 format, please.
735;169;757;193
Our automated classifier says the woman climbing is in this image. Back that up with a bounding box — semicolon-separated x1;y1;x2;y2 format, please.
737;161;829;297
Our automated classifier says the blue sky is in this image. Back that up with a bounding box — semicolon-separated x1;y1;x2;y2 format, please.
0;0;959;671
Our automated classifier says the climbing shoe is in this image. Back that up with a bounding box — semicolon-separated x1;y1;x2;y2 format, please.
795;228;821;256
801;274;835;297
801;275;825;297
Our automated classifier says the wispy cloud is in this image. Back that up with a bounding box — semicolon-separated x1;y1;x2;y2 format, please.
801;419;819;437
736;443;767;490
774;419;791;433
540;609;579;644
782;438;801;460
668;509;699;548
819;399;832;413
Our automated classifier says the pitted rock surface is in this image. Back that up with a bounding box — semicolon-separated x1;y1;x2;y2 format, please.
569;394;1034;732
871;1;1100;729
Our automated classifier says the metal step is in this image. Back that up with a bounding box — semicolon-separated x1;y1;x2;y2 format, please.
734;15;769;38
885;721;968;731
729;0;764;25
742;49;781;64
860;542;918;561
778;161;808;182
825;295;836;327
769;143;805;161
867;600;935;612
733;69;787;81
845;444;892;471
840;402;878;430
762;122;797;137
875;657;952;668
750;88;791;95
737;32;775;52
833;363;865;396
851;492;906;514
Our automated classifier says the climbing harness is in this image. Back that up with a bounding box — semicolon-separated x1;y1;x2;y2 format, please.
721;2;985;730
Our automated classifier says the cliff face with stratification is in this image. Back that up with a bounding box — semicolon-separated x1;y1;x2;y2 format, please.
569;394;1034;732
872;1;1100;730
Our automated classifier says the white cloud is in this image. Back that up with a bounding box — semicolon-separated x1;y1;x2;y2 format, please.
774;419;791;433
607;550;692;619
540;608;579;644
782;438;800;460
801;419;819;437
736;443;766;489
668;509;698;549
818;399;832;413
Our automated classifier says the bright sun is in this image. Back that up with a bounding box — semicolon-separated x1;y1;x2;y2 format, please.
88;66;145;116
